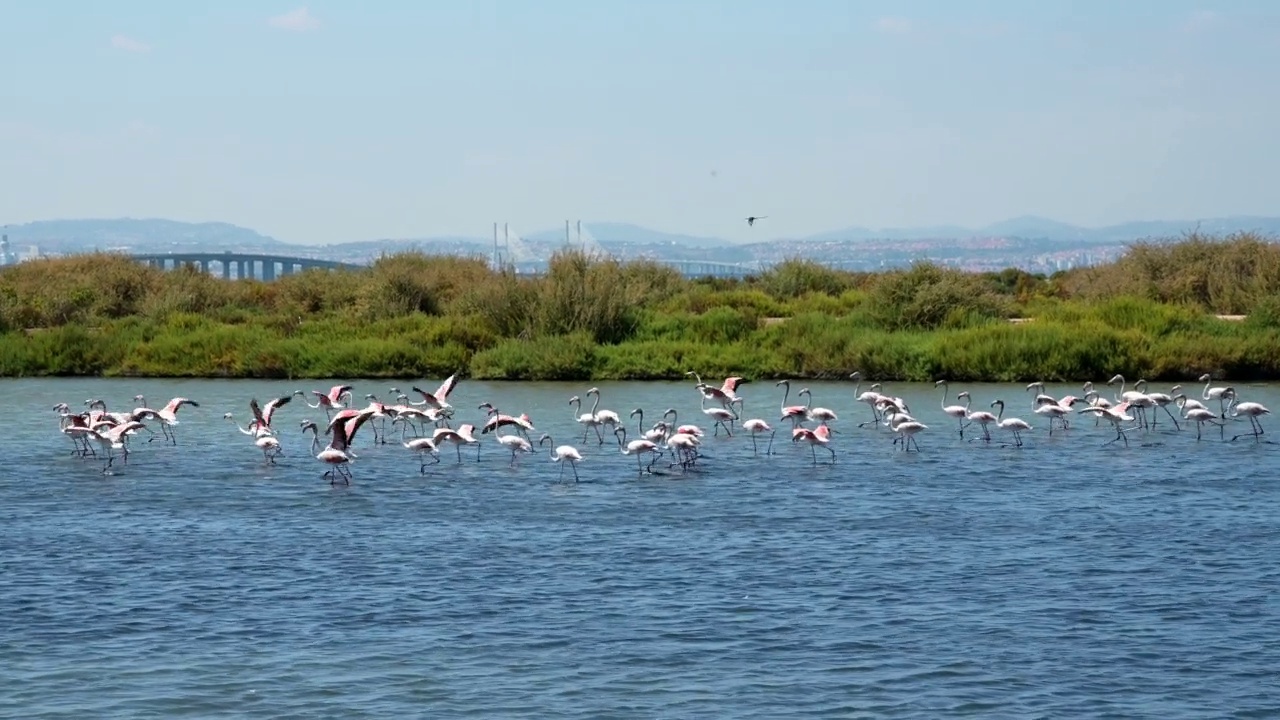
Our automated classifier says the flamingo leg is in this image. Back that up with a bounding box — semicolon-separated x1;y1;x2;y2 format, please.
571;460;580;482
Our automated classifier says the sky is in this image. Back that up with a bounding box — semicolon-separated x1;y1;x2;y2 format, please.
2;0;1279;245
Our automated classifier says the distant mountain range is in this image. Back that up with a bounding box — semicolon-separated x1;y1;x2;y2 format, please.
6;215;1280;253
792;215;1280;244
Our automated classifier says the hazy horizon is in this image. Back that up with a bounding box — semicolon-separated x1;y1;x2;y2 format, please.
4;1;1278;245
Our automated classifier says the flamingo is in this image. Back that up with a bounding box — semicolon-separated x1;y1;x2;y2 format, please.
246;395;292;434
585;387;622;440
496;433;534;467
665;430;702;470
1078;401;1137;447
628;408;669;444
1200;373;1230;413
740;418;775;455
698;388;738;436
224;411;283;464
433;423;480;463
323;409;376;481
934;380;972;437
798;388;837;426
1224;390;1271;442
990;400;1033;447
539;433;583;481
1182;406;1226;441
614;426;664;475
65;422;145;472
1134;379;1181;430
687;371;748;414
409;373;459;412
1033;396;1078;436
775;380;810;428
1173;389;1209;415
888;414;927;452
132;396;199;444
569;395;606;444
478;403;535;441
1024;381;1059;409
850;372;886;427
58;409;96;457
792;424;836;465
400;430;440;473
296;385;352;419
964;405;999;443
1107;374;1154;429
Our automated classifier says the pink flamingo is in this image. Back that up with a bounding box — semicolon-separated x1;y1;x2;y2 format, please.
294;385;352;419
410;373;459;412
303;409;375;484
686;371;749;413
432;423;480;463
792;424;836;464
132;396;200;444
775;380;810;428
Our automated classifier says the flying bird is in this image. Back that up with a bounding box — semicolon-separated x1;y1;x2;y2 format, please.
746;216;767;227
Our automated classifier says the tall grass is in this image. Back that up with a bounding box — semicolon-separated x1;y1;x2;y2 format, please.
3;235;1280;379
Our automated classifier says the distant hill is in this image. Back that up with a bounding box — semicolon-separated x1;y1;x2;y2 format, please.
3;218;290;254
795;215;1280;244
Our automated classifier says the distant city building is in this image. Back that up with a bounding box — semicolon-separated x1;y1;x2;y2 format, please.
0;234;11;266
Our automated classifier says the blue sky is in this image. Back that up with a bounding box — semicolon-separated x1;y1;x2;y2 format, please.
2;1;1278;244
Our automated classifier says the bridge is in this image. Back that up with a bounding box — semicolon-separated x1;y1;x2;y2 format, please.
132;252;359;280
131;252;758;281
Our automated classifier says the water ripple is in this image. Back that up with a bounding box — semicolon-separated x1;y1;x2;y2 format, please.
3;378;1280;717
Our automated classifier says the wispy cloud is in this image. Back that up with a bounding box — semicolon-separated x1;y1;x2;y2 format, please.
268;7;320;32
110;34;150;53
874;17;912;35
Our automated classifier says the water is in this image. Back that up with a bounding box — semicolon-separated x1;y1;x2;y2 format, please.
3;377;1279;718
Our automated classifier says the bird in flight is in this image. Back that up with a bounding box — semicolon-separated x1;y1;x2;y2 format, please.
746;216;768;227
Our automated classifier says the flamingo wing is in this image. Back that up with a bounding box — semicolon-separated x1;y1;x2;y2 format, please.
262;395;292;425
434;373;459;403
721;376;748;394
163;397;199;414
250;398;267;427
328;385;353;403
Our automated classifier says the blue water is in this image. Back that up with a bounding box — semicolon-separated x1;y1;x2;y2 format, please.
3;378;1279;718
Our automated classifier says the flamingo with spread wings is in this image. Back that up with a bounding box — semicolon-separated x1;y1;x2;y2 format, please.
410;373;460;412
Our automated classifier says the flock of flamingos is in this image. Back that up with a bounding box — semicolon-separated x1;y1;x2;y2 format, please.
52;370;1272;483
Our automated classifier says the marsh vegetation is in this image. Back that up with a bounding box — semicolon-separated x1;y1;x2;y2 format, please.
3;233;1279;381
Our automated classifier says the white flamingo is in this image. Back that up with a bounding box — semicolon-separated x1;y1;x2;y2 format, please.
614;426;664;475
798;388;837;426
1225;390;1271;443
585;387;622;436
889;414;927;452
569;394;606;444
989;400;1032;447
539;433;583;481
740;418;776;455
934;380;972;437
1134;379;1181;430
